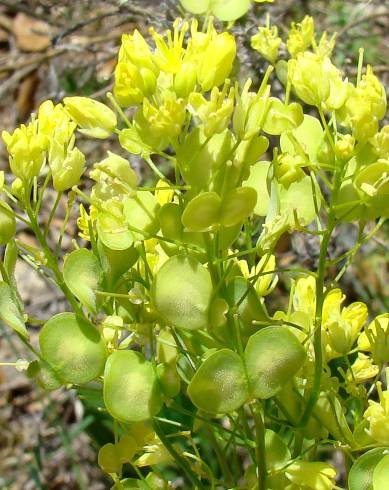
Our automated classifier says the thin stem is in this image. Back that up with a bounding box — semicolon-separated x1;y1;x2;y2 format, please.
251;404;267;490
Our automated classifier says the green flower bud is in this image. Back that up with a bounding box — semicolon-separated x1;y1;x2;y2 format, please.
174;61;197;98
0;201;16;245
64;97;117;139
335;134;355;160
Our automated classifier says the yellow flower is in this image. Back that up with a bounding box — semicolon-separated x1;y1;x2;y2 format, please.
287;16;315;57
189;82;234;137
149;18;189;74
64;97;117;139
285;461;337;490
276;152;306;187
323;290;367;357
119;29;156;72
77;204;98;241
114;62;156;107
337;66;386;142
90;151;137;202
142;91;186;139
290;52;330;106
155;179;174;206
371;125;389;158
251;22;281;65
293;275;316;319
358;313;389;365
347;353;379;384
364;380;389;445
2;120;46;182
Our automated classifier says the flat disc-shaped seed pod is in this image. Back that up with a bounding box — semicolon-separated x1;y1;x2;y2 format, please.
211;0;250;21
373;454;389;490
181;192;221;232
244;326;306;399
0;281;28;339
348;448;389;490
279;175;320;227
262;99;304;136
243;162;271;216
188;349;249;413
151;255;213;330
103;350;163;423
180;0;210;15
63;249;102;313
123;192;160;241
97;211;134;250
39;312;106;385
280;115;324;164
220;187;257;227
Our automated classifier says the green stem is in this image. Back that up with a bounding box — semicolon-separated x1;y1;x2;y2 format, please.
153;419;205;490
24;187;81;314
251;404;267;490
299;156;344;427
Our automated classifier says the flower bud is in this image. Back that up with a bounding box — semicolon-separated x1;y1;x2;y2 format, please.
198;32;236;91
11;178;25;200
0;201;16;245
51;145;85;191
254;254;278;297
174;61;197;98
335;134;355;160
63;97;117;139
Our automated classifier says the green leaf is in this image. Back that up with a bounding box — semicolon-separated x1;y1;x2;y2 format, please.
39;312;106;384
244;326;306;399
262;99;304;136
0;281;28;339
243;161;271;216
182;192;221;232
211;0;250;21
373;454;389;490
63;249;102;313
188;349;249;413
123;192;160;241
151;255;213;330
220;186;257;227
104;350;163;422
349;448;389;490
180;0;210;15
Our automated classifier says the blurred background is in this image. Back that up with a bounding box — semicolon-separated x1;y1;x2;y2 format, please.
0;0;388;488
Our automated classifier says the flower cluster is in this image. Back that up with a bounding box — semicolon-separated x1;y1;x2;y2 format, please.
0;12;388;490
